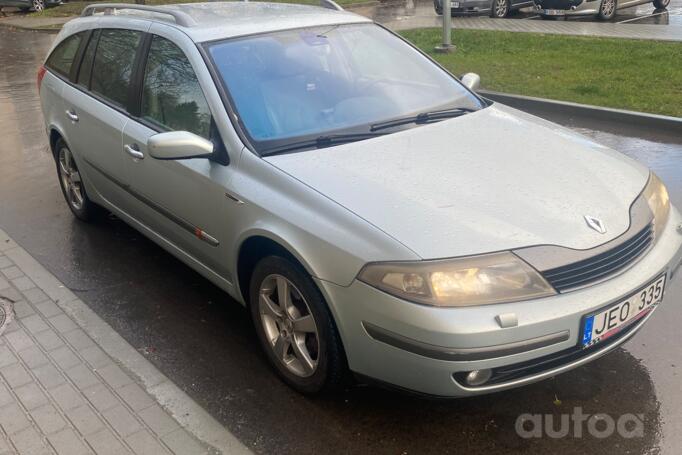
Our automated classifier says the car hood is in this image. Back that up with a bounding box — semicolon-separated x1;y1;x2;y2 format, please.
265;104;649;259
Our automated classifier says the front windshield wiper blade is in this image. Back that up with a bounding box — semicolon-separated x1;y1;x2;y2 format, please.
261;132;387;156
370;107;477;132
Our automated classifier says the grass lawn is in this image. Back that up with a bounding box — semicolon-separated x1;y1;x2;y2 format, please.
401;28;682;117
30;0;367;17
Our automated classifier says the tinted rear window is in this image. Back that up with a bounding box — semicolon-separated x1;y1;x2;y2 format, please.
90;29;142;108
46;32;84;77
77;29;100;88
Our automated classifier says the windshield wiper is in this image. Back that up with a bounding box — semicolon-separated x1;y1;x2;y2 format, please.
261;132;387;156
370;107;477;132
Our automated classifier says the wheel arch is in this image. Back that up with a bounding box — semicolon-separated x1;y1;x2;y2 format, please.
48;125;67;160
235;232;319;307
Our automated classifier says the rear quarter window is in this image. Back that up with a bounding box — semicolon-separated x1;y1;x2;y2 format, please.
46;32;85;77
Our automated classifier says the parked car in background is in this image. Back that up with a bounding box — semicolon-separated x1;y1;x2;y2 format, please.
39;2;682;397
434;0;535;18
536;0;670;20
0;0;61;12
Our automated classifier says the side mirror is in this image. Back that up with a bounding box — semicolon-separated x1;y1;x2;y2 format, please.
148;131;214;161
461;73;481;92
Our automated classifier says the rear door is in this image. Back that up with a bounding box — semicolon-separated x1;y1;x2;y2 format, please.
60;25;145;210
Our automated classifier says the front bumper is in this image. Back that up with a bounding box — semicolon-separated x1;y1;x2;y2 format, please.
435;0;493;14
535;0;600;15
319;207;682;397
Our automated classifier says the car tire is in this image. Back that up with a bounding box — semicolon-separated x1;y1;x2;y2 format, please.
652;0;669;7
249;255;348;394
490;0;510;17
597;0;617;20
31;0;45;12
55;139;99;222
434;0;443;14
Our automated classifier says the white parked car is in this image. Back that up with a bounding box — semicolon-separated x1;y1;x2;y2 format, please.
39;2;682;396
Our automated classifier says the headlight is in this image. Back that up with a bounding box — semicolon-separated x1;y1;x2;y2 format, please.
642;172;670;239
358;252;556;307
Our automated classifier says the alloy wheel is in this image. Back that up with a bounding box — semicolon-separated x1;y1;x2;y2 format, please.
601;0;615;17
58;147;85;211
258;274;320;378
32;0;45;12
495;0;509;17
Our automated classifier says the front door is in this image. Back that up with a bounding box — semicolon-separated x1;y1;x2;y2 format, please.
120;34;233;276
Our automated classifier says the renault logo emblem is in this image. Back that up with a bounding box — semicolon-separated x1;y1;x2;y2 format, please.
584;215;607;234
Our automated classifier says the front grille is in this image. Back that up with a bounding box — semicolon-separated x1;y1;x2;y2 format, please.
541;223;654;292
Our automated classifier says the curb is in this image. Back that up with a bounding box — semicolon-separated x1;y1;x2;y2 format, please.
0;20;64;33
0;228;251;455
478;90;682;131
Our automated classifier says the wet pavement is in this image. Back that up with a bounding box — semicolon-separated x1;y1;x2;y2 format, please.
1;28;681;454
356;0;682;26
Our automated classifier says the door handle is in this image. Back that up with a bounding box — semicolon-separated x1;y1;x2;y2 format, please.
124;144;144;160
65;110;79;122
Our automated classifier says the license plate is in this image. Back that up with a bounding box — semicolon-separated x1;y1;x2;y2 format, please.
542;9;562;15
450;1;460;6
581;274;666;348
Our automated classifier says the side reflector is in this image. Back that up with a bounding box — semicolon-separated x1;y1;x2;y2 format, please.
37;65;47;93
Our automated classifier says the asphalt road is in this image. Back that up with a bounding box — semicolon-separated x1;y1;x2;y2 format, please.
362;0;682;26
1;28;681;454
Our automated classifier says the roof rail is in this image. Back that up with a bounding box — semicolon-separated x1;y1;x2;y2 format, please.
80;3;198;27
320;0;344;11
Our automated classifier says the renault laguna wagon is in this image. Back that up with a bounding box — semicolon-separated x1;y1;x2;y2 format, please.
39;1;682;396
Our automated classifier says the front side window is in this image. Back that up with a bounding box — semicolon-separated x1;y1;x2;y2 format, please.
208;23;484;153
90;29;142;108
141;36;211;139
46;32;85;77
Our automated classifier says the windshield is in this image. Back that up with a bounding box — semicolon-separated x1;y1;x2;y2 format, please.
207;23;484;153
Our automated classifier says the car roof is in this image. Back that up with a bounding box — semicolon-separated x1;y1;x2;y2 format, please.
78;2;372;43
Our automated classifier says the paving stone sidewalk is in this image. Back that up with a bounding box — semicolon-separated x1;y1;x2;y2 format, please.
0;229;249;455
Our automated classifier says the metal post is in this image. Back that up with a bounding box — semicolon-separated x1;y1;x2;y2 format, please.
435;0;455;53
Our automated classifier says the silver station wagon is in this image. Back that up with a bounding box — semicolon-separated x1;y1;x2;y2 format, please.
39;2;682;396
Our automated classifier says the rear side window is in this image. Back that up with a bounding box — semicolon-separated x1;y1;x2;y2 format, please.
77;29;100;88
46;32;84;77
141;35;211;139
91;29;142;108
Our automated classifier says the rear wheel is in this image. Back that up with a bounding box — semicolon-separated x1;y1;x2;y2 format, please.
31;0;45;12
652;0;669;8
490;0;510;17
55;139;99;222
249;256;347;394
597;0;617;20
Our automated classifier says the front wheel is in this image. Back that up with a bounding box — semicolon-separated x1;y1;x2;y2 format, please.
652;0;669;8
249;256;348;394
597;0;617;20
490;0;510;17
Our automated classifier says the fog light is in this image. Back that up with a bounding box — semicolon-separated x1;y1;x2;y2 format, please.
465;369;492;386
